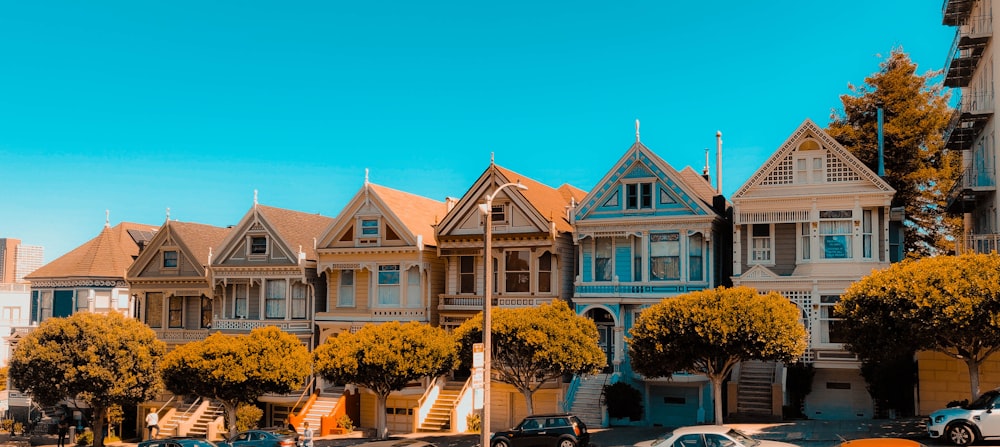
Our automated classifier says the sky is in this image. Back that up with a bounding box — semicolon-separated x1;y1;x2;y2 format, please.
0;1;956;263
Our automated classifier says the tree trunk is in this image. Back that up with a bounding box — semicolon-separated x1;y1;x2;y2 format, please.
92;406;107;447
711;375;724;425
967;358;982;400
375;392;389;440
224;401;238;439
521;387;535;416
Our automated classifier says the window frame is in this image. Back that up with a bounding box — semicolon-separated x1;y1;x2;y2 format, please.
338;270;355;307
749;224;774;265
233;283;248;318
377;264;401;306
250;236;268;255
168;295;183;328
291;282;308;319
818;294;847;345
537;251;552;293
624;182;654;211
819;210;854;260
163;250;179;269
459;256;476;294
265;279;286;319
504;249;531;293
146;292;163;329
200;296;212;329
594;238;613;282
649;232;680;281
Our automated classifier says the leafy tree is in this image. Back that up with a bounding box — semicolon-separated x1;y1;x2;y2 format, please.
314;321;457;440
629;286;807;424
827;48;960;257
454;300;605;416
161;326;312;437
0;366;7;391
837;253;1000;400
8;312;165;447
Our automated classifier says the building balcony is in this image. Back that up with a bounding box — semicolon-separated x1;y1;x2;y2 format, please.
959;233;1000;254
943;0;975;26
946;165;996;213
574;282;708;298
943;13;992;87
210;318;312;332
944;89;994;150
153;328;213;343
437;294;555;311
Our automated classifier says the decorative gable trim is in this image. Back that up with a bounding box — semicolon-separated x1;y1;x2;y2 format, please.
741;265;779;280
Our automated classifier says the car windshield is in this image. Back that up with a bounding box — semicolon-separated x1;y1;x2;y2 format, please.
650;431;675;447
967;390;1000;410
727;429;760;447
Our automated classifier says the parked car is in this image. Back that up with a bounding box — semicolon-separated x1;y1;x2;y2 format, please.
139;438;223;447
491;413;589;447
635;425;797;447
349;441;437;447
927;388;1000;446
839;439;926;447
218;428;298;447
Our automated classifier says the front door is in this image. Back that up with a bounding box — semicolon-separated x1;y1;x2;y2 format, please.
585;307;615;374
53;290;74;318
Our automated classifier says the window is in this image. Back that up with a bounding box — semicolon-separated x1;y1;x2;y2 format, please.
750;224;772;263
163;250;178;268
251;236;267;254
688;233;703;281
291;282;307;318
338;270;355;307
200;297;212;328
820;210;853;259
266;279;286;318
406;266;421;308
505;250;531;292
633;237;643;281
491;204;507;223
459;256;476;294
168;295;183;328
537;252;552;293
378;265;401;306
800;223;811;260
233;284;248;318
361;219;379;237
595;238;613;281
649;233;680;280
862;209;873;259
819;295;847;343
146;293;163;328
625;183;653;210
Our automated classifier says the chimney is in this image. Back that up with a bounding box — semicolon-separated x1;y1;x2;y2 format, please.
715;131;723;194
702;148;711;183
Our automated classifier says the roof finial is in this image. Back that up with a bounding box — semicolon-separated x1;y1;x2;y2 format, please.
166;207;171;221
105;210;110;228
635;119;640;142
365;168;369;185
490;152;495;165
253;189;258;207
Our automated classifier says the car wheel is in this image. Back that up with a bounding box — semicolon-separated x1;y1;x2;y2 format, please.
947;423;976;446
557;439;576;447
492;440;510;447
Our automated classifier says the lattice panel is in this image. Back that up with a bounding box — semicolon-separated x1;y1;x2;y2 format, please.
826;152;862;182
776;289;814;363
760;155;794;185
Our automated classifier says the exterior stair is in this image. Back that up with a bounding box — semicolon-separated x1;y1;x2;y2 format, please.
417;381;464;432
569;373;609;428
294;395;341;432
735;360;775;418
186;401;223;438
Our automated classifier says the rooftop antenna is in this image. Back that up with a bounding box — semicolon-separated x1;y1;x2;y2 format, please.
105;210;110;228
635;119;640;142
703;148;711;182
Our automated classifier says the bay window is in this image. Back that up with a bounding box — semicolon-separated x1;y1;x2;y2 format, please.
505;250;531;292
751;224;772;263
291;282;307;319
459;256;476;294
147;292;163;328
649;233;680;280
688;233;703;281
378;265;401;305
406;266;422;308
168;295;183;328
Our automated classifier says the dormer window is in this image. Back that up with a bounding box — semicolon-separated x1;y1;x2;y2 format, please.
625;183;653;210
250;236;267;254
163;250;178;268
491;204;508;224
358;218;380;245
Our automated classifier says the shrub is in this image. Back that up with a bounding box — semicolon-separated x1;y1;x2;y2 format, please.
76;428;93;446
235;404;263;432
336;414;354;432
602;381;643;421
466;413;480;433
1;419;12;432
12;422;23;436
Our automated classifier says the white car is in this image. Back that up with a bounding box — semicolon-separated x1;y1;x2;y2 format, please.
635;425;797;447
927;388;1000;445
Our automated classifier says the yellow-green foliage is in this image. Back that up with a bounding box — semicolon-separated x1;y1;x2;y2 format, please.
235;403;262;432
629;286;807;379
314;321;457;397
454;300;606;396
0;366;7;391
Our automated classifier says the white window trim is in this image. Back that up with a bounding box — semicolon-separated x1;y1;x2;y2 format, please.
338;270;355;307
248;235;268;257
748;224;774;266
357;217;381;246
623;181;655;211
162;249;179;269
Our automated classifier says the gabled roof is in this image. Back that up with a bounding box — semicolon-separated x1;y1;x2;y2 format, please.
733;118;895;198
27;222;159;280
214;203;335;265
574;141;721;220
494;165;586;232
318;182;447;248
127;220;229;278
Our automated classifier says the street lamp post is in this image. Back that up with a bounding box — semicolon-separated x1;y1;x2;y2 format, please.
478;181;526;447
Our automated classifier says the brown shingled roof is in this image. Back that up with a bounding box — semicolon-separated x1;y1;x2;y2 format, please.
27;222;159;280
368;183;448;243
256;205;335;260
678;166;721;207
494;165;585;232
166;221;230;267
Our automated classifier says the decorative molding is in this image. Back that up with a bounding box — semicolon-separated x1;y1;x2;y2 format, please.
30;279;127;288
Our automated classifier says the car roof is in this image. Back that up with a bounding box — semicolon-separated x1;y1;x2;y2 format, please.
350;440;436;447
840;439;925;447
524;413;578;418
671;425;734;435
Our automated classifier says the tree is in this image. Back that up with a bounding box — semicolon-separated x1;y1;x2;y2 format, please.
453;300;605;416
8;312;165;447
313;321;456;440
629;286;807;424
0;366;6;391
161;326;312;437
837;253;1000;401
827;48;960;257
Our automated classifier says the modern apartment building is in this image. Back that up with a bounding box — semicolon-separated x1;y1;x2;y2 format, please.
0;238;43;284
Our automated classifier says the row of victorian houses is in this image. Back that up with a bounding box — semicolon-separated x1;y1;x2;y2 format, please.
12;117;966;439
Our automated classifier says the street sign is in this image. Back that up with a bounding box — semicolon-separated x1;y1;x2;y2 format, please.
473;342;484;368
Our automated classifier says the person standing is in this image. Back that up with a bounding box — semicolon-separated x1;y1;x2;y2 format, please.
301;422;313;447
56;408;70;447
145;409;160;440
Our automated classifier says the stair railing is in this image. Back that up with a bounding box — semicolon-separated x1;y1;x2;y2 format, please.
178;400;210;437
561;375;582;413
287;377;316;430
166;397;201;437
415;375;446;430
451;376;474;433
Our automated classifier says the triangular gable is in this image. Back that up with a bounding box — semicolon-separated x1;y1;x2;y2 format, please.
437;164;572;237
214;204;333;266
575;141;718;221
127;220;229;279
733;119;895;198
741;264;779;281
317;182;447;248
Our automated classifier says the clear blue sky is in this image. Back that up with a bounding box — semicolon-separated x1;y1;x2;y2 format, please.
0;1;954;263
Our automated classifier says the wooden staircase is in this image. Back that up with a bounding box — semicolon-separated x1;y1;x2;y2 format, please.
417;381;464;432
569;373;609;428
293;395;340;432
161;399;223;438
734;361;777;420
186;401;223;438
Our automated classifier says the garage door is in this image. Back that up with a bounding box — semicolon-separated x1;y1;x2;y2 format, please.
648;385;701;428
